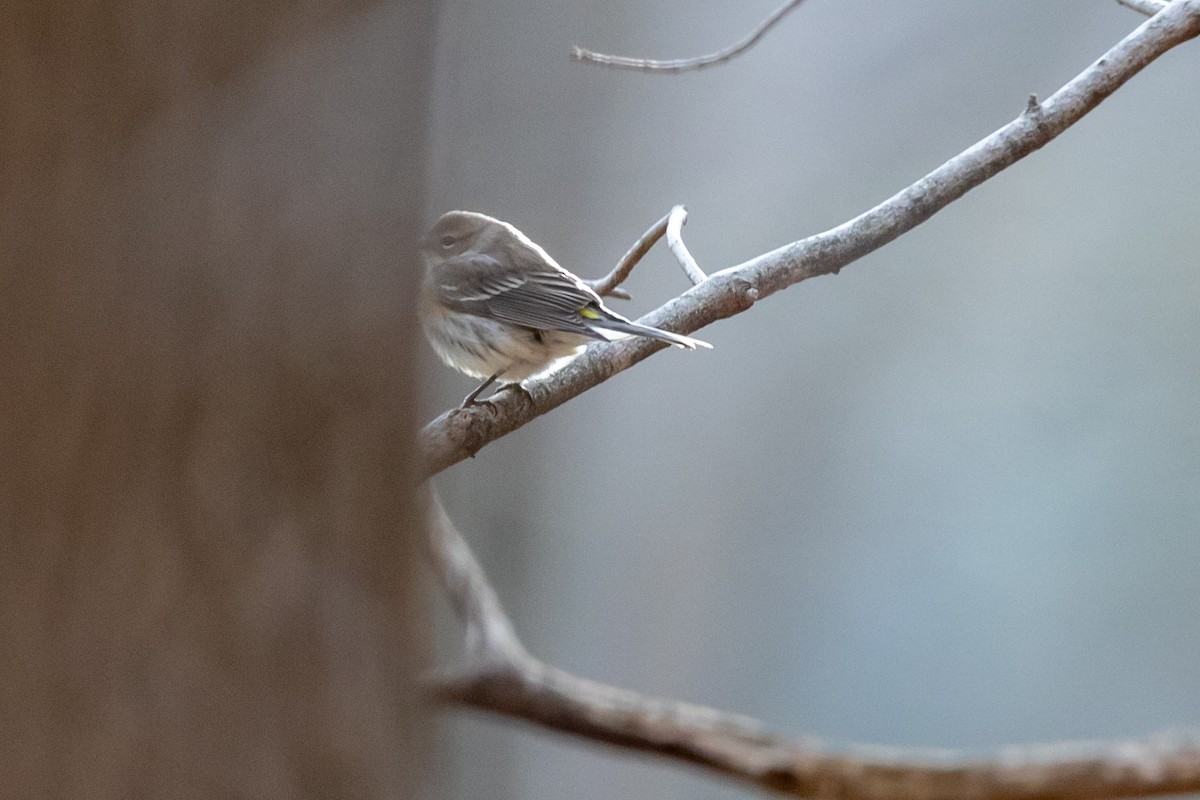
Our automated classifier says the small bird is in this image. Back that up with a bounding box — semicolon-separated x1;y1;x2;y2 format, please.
420;210;711;407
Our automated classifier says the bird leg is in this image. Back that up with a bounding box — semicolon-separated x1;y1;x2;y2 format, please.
461;371;504;408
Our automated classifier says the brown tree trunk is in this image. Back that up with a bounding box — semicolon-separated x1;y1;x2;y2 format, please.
0;2;434;797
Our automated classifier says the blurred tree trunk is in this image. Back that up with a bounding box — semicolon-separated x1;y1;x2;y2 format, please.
0;1;435;797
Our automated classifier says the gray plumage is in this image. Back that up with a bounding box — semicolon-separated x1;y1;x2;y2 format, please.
419;210;711;406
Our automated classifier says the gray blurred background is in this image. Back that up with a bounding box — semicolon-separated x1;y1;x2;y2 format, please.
422;2;1200;798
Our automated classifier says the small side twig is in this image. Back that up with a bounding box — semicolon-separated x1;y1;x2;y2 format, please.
1118;0;1168;15
584;211;673;299
571;0;810;74
666;205;707;285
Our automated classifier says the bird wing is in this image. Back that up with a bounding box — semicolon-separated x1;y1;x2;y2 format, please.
433;253;606;338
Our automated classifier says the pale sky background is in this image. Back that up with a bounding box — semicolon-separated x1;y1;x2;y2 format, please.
420;3;1200;798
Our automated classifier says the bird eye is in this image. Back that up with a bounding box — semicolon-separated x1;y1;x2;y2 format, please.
440;235;456;248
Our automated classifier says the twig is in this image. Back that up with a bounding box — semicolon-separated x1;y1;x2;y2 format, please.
583;210;673;299
572;0;810;74
1118;0;1168;15
426;496;1200;800
666;205;707;285
419;0;1200;479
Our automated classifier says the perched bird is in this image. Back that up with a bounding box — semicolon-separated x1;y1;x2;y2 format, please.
420;210;711;407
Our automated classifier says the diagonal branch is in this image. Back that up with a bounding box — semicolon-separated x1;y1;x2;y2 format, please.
424;488;525;663
419;0;1200;480
426;493;1200;800
572;0;811;73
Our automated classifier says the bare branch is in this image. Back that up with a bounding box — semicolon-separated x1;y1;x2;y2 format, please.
434;661;1200;800
423;5;1200;794
1118;0;1169;15
424;488;526;664
420;1;1200;479
426;498;1200;800
666;205;707;285
572;0;810;74
583;210;673;298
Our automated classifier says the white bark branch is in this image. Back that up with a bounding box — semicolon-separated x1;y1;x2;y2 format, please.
666;205;707;285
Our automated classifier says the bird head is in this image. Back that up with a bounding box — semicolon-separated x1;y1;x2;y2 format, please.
419;210;498;266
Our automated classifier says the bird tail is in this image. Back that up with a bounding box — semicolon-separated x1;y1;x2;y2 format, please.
582;307;712;350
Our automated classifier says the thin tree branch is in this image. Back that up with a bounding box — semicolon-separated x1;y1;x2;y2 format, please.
426;496;1200;800
666;205;707;285
583;210;673;299
434;664;1200;800
1118;0;1168;16
424;488;526;663
420;0;1200;480
572;0;810;73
